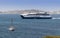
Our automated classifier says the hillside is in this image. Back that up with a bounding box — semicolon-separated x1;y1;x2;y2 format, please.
0;9;60;14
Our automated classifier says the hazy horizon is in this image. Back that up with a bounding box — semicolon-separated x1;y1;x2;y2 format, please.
0;0;60;11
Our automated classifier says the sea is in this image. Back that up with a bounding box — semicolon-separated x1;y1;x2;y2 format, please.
0;14;60;38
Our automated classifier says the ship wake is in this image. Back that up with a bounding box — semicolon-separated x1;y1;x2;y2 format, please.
52;18;60;19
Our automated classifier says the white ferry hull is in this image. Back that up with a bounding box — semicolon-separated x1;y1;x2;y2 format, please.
20;15;52;19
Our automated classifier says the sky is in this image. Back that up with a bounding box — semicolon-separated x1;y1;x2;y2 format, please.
0;0;60;11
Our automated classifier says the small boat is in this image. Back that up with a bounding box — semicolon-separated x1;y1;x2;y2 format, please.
20;12;52;19
8;18;15;31
8;26;15;31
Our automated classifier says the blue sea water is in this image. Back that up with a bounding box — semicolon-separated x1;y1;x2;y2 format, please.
0;14;60;38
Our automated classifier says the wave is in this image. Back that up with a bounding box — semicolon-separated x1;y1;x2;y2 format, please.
52;18;60;19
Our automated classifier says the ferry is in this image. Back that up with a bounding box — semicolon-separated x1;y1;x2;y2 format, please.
20;12;52;19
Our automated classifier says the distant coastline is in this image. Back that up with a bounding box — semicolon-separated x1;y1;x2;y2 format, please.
0;9;60;14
